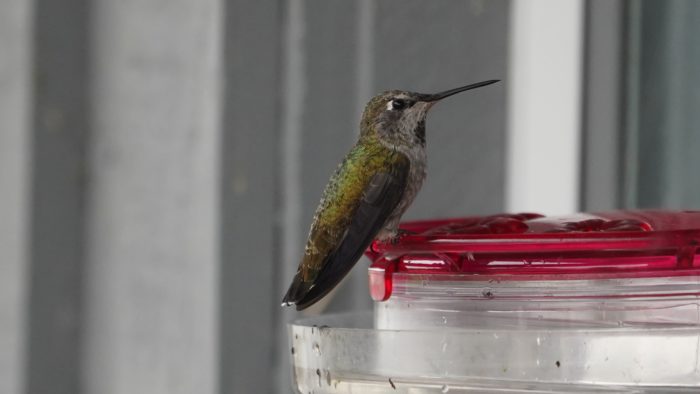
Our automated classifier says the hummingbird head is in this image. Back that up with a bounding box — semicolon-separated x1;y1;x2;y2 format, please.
360;80;499;147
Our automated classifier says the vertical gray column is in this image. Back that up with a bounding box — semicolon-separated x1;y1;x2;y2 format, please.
219;1;281;393
83;1;222;393
0;1;32;393
630;0;700;208
26;0;90;392
580;0;625;211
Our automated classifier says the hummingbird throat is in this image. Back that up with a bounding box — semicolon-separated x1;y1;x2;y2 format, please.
391;102;429;147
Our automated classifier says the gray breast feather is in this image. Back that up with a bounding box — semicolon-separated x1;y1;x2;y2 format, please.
377;146;427;240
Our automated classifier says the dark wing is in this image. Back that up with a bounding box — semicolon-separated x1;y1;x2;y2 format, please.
293;164;409;310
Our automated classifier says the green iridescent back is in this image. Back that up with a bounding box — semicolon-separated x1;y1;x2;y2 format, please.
300;135;409;280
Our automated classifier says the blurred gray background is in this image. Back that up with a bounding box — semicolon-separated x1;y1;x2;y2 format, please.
1;0;699;393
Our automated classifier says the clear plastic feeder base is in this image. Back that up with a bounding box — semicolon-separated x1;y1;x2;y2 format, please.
289;311;700;393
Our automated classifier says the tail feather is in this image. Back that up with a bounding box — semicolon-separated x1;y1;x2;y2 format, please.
291;266;349;311
282;267;344;311
281;272;311;308
285;249;360;311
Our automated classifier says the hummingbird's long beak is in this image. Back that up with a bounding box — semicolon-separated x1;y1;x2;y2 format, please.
420;79;499;102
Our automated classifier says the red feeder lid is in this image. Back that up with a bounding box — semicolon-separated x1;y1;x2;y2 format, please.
366;210;700;302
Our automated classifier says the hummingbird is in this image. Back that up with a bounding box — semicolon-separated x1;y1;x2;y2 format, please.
282;80;499;310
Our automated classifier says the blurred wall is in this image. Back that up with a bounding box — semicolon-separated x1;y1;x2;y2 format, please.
83;1;222;393
0;1;508;393
7;1;700;394
0;1;32;393
627;0;700;208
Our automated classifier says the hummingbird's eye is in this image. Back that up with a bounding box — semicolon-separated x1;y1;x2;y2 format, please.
390;99;409;111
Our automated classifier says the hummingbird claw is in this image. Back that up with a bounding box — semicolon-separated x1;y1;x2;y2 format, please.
390;228;415;244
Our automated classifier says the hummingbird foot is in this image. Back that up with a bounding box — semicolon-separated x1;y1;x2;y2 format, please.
390;228;416;244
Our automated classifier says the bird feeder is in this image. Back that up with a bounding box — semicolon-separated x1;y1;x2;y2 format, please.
289;210;700;393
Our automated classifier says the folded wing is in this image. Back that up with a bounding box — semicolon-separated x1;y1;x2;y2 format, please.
284;158;409;310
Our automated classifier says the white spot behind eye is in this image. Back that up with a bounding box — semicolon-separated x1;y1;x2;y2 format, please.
386;100;394;111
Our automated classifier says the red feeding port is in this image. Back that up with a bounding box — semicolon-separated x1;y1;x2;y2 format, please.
366;210;700;301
